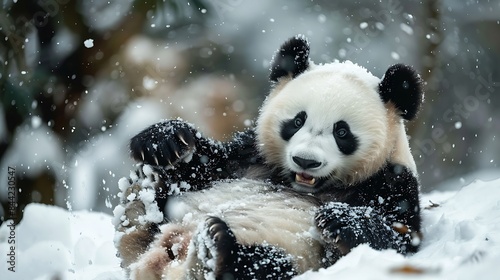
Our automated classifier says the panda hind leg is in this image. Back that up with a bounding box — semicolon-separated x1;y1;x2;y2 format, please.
196;216;298;280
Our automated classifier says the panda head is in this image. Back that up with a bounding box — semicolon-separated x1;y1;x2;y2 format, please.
256;35;423;193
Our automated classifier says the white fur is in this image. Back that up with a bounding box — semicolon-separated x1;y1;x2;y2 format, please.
130;179;323;278
390;119;417;175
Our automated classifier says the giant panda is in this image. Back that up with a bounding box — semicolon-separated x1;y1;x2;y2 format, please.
114;35;423;280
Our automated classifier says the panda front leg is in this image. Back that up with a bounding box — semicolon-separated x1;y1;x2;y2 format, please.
315;202;417;264
192;216;298;280
116;119;258;274
130;119;260;195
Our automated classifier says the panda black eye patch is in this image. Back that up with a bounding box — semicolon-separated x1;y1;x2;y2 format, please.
280;111;307;141
333;120;358;155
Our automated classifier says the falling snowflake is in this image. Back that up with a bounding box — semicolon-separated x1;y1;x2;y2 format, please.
84;39;94;48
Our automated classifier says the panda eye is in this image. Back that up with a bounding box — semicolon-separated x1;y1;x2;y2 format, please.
333;121;351;139
280;111;307;141
293;111;307;128
333;120;358;155
294;117;304;128
336;128;347;138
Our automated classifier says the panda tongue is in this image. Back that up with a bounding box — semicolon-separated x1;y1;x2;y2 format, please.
301;173;313;180
296;173;316;186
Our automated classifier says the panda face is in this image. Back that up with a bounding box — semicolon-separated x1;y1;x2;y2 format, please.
257;62;397;192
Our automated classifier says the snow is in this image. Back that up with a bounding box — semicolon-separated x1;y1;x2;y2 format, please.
84;39;94;48
0;125;64;201
2;178;500;279
0;204;122;280
68;99;169;211
400;23;414;35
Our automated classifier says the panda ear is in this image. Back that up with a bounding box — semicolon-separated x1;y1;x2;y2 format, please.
269;35;310;82
379;64;423;121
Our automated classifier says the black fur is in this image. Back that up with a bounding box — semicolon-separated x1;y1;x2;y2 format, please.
314;163;421;265
130;121;196;166
270;36;310;82
280;111;307;141
129;119;261;213
333;120;358;155
203;217;297;280
379;64;423;120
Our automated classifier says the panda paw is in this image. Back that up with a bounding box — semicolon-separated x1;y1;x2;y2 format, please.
195;217;238;278
196;217;297;279
315;203;390;253
114;165;164;231
129;119;197;167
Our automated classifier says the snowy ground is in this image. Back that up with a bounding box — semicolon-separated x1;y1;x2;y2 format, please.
1;178;500;280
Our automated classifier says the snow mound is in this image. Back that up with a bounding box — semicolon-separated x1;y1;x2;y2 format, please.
1;178;500;279
0;204;122;280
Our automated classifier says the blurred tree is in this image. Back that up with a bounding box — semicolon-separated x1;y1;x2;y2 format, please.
0;0;208;223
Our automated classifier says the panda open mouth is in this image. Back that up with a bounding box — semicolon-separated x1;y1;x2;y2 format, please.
295;172;316;187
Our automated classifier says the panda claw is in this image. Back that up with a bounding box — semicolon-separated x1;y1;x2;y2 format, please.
317;216;325;227
178;134;188;146
209;224;217;234
174;150;181;159
154;156;159;166
140;150;145;161
335;235;341;243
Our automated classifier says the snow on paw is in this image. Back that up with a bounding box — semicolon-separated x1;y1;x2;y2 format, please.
114;177;142;230
206;216;239;277
158;223;192;261
194;216;238;279
315;202;372;254
140;164;161;188
120;200;146;229
116;165;156;207
114;189;162;235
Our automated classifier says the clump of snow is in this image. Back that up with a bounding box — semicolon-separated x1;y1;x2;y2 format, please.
168;181;192;195
84;39;94;48
112;204;126;227
137;188;163;225
142;76;158;90
31;116;42;128
391;51;400;60
2;178;500;279
118;177;131;193
400;23;414;35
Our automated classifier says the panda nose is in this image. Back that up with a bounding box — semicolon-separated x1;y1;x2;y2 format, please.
292;156;322;170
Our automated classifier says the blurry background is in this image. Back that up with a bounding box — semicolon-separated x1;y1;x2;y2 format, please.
1;0;499;223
